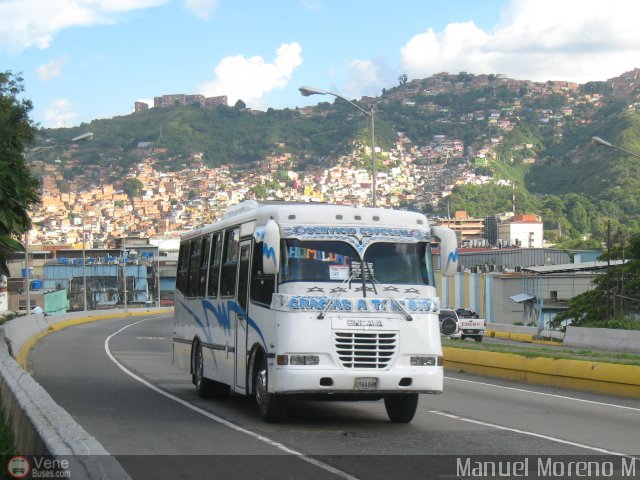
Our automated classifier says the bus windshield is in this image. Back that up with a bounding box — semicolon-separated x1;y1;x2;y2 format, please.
280;239;434;286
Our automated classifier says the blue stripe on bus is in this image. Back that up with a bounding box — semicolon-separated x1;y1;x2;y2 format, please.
176;298;213;344
178;297;267;351
226;300;267;350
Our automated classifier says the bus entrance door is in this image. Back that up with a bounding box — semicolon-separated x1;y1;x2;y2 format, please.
234;241;251;392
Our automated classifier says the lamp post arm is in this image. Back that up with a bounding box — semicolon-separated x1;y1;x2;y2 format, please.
327;95;376;206
299;86;370;118
592;136;640;159
329;93;371;118
609;144;640;160
299;85;376;206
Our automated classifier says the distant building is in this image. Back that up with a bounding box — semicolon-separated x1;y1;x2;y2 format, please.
436;211;486;246
153;93;227;109
134;101;149;113
484;214;499;246
498;214;543;248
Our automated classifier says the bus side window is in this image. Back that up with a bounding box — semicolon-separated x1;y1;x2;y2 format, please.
220;228;239;297
207;233;221;298
176;242;190;295
187;238;202;298
198;235;211;298
250;242;275;306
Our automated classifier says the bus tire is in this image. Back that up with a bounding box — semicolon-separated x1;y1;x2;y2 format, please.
194;342;214;399
384;394;419;423
254;355;288;423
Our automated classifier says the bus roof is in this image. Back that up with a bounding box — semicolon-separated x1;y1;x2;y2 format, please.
181;201;430;240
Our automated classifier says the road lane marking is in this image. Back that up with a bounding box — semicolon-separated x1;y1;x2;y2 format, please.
427;410;635;457
105;318;359;480
445;375;640;412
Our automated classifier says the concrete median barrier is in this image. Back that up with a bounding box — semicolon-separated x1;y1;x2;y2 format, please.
444;346;640;399
564;326;640;354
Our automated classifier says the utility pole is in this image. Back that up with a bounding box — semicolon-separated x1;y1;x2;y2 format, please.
24;231;30;315
123;236;128;311
606;220;611;320
82;215;87;311
157;252;161;307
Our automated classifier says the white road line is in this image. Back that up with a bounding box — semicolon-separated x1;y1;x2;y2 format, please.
104;318;359;480
428;410;633;457
445;375;640;412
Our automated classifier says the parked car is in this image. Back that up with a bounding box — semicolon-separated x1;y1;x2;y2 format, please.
455;308;486;342
438;308;460;337
438;308;486;342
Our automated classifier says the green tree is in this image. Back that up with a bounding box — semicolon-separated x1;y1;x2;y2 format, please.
250;184;268;199
551;233;640;329
123;177;144;205
0;72;39;276
398;74;408;86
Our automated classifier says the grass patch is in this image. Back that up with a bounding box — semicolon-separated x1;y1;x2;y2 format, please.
442;338;640;366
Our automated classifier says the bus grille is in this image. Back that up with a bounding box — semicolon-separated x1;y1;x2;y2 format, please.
334;331;397;369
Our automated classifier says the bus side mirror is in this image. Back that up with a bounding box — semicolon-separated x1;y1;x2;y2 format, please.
254;219;280;275
431;226;458;277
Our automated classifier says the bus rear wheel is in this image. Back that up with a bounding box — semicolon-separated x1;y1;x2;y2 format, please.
194;342;230;399
384;394;419;423
194;343;214;399
254;356;288;423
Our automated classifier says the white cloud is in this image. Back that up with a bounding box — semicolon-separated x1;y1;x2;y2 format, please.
43;99;78;128
35;56;68;80
400;0;640;84
0;0;168;54
343;60;383;100
184;0;218;20
199;43;303;109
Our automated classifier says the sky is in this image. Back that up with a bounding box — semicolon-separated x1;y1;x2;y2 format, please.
2;0;640;129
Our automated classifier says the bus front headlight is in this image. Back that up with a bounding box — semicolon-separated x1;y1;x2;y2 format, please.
289;355;320;366
410;356;440;366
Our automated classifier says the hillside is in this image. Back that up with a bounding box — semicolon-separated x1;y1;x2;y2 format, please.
34;69;640;242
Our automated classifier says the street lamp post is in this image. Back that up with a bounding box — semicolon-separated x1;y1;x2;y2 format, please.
299;86;377;207
157;250;161;308
24;231;30;314
122;237;128;311
591;136;640;319
23;132;95;314
82;215;87;311
592;136;640;159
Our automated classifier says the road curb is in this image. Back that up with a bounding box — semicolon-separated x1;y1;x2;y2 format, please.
443;346;640;399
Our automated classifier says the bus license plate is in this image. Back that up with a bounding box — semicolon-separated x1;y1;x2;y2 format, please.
354;377;378;390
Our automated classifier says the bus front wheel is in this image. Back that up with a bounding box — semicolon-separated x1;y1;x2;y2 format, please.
254;356;288;423
384;394;419;423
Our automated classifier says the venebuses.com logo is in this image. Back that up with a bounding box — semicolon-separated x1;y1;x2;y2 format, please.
6;455;71;478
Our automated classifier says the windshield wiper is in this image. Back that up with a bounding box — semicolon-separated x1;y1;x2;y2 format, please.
317;274;355;320
364;262;413;321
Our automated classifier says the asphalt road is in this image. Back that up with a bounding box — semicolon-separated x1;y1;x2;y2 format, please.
28;314;640;479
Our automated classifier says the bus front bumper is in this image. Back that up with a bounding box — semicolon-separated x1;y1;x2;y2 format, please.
269;366;443;395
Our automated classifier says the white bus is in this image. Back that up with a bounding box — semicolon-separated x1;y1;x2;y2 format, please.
173;200;458;423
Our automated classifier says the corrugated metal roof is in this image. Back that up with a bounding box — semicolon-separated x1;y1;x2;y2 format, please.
522;260;625;274
457;248;571;269
509;293;535;303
